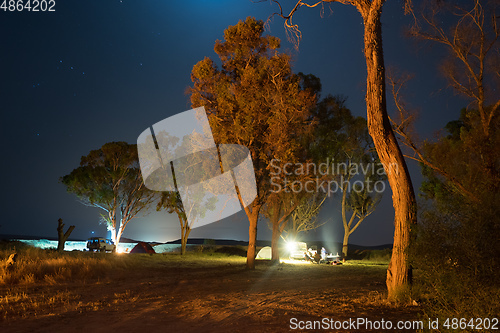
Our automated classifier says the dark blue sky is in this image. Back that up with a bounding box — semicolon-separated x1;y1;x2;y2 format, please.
0;1;465;245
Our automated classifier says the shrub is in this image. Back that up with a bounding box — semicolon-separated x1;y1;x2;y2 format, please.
411;198;500;331
362;249;392;263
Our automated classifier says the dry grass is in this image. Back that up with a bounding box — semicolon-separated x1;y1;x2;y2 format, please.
0;241;248;287
0;289;79;319
0;242;422;331
0;242;128;285
0;243;245;320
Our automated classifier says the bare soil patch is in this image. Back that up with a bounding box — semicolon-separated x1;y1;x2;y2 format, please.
1;254;421;332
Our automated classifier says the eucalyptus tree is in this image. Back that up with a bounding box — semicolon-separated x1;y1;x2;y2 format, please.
61;142;157;246
189;17;317;269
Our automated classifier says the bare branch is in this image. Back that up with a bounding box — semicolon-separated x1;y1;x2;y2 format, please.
387;68;480;202
408;0;500;137
259;0;343;48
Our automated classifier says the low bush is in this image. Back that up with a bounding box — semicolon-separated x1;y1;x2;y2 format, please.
411;199;500;331
362;248;392;263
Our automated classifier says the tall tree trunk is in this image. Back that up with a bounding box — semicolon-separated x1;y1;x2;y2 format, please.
181;227;190;255
179;213;190;255
246;206;260;269
341;180;350;258
181;241;186;255
247;214;258;269
271;216;281;262
360;1;417;299
342;231;350;258
115;225;124;247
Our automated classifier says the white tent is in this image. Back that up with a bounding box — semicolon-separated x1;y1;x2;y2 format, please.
256;246;272;260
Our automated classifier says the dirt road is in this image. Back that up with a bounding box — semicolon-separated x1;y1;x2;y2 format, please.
1;257;421;332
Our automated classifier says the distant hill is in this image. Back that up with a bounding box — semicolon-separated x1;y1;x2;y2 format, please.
165;238;392;251
0;234;392;251
165;238;266;246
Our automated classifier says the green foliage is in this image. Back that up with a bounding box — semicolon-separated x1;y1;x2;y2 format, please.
308;95;364;163
157;191;185;219
414;109;500;324
60;142;157;244
362;249;392;263
298;72;322;99
412;201;500;324
62;142;138;205
189;17;317;204
203;239;216;246
420;108;500;201
312;96;385;257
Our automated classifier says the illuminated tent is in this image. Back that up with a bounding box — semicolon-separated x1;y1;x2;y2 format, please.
129;242;156;254
256;246;272;260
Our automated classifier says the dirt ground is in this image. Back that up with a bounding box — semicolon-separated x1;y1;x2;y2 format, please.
1;255;422;333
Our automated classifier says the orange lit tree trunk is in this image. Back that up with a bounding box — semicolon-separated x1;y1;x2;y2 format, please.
264;194;301;262
359;0;417;298
271;213;281;262
179;215;191;256
245;202;261;269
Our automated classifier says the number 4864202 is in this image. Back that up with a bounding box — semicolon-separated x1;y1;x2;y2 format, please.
443;318;498;330
1;0;56;12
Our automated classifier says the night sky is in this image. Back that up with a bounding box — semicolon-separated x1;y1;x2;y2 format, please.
1;1;465;245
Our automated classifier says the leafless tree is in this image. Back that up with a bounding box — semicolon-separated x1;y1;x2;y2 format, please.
281;193;327;242
409;0;500;138
388;0;500;202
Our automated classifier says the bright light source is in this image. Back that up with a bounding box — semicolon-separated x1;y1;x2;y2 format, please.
286;241;296;253
281;259;311;265
116;245;128;254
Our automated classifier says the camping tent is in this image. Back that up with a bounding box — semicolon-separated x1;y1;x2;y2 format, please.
129;242;156;254
256;246;272;260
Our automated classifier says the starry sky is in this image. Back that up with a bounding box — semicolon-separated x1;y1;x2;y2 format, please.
0;1;465;245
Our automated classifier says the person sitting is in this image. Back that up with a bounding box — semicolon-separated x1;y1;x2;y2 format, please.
313;251;321;264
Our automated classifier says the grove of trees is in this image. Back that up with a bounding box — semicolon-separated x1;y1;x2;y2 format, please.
261;0;417;298
188;17;318;269
254;0;498;306
59;1;498;315
406;0;499;318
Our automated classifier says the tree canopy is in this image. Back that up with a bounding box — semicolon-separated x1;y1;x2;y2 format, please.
189;17;317;268
60;141;156;245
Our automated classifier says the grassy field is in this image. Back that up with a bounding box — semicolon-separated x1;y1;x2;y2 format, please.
0;242;422;332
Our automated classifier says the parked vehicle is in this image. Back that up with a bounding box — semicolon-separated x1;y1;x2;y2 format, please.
287;241;308;260
86;237;116;252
